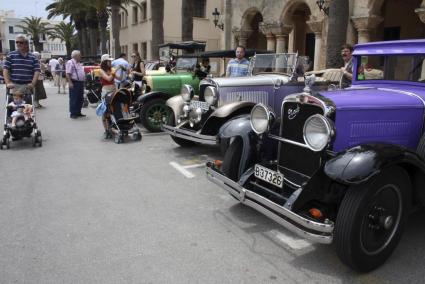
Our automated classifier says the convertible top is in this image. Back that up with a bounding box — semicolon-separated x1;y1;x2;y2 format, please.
177;49;273;59
158;41;206;51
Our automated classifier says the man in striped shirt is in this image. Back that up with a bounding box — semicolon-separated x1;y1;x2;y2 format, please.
226;46;250;77
3;34;40;96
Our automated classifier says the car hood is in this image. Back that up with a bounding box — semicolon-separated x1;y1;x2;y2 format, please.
207;74;290;87
320;85;425;111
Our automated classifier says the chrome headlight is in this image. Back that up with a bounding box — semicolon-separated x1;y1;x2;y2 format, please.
250;104;275;134
181;84;194;102
303;114;333;151
204;86;218;106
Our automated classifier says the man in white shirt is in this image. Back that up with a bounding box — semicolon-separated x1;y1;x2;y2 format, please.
48;57;59;86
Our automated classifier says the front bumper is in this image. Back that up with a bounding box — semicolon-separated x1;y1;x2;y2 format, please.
162;122;218;145
206;163;334;244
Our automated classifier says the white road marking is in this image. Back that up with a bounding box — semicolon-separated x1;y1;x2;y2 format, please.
169;161;195;178
182;163;205;169
269;229;312;250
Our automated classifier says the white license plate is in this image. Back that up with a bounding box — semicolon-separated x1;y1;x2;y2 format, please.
254;164;284;188
190;100;209;111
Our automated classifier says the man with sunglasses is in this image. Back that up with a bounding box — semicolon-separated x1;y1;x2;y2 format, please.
3;35;40;98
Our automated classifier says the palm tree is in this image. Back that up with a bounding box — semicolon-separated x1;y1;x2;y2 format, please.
325;0;349;68
109;0;143;57
46;0;91;55
16;16;50;52
91;0;110;54
86;7;99;56
47;21;76;57
151;0;164;60
181;0;194;42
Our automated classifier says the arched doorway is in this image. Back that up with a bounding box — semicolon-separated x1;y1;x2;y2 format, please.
378;0;425;40
240;8;267;50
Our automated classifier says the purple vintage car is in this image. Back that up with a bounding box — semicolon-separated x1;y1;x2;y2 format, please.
206;39;425;272
162;53;330;148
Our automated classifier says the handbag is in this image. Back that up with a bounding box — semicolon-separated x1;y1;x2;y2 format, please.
96;100;107;116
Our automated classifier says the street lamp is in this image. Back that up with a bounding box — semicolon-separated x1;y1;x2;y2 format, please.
316;0;331;15
212;8;224;31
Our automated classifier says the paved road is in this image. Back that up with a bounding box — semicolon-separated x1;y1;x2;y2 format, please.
1;82;425;283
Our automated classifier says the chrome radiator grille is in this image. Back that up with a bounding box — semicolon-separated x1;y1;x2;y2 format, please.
219;91;269;107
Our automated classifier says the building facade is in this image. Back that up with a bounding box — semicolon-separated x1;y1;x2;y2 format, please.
116;0;223;60
225;0;425;69
0;10;67;57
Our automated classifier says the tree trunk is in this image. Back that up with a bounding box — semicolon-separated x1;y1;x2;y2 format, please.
98;9;109;54
87;8;99;57
74;19;84;53
181;0;194;42
325;0;349;68
151;0;164;60
110;0;121;58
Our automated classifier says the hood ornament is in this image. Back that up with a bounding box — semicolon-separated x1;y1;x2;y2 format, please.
288;105;300;120
303;74;316;93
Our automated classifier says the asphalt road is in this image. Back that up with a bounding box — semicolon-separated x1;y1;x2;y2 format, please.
1;82;425;283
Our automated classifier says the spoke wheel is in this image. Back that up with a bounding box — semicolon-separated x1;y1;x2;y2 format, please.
140;99;170;132
335;166;410;272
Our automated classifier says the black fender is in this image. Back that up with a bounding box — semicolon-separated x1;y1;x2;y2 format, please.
137;91;170;105
324;143;425;185
200;101;255;135
219;115;256;177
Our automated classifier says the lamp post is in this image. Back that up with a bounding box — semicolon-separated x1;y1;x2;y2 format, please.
212;8;224;30
316;0;331;15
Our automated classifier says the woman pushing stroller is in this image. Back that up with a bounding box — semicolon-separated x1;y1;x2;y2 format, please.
98;54;118;136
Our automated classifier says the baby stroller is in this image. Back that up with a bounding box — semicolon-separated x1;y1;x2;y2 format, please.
104;88;142;144
85;71;102;104
1;88;42;149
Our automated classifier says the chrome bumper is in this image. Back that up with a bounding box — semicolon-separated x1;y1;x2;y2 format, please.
162;124;218;145
206;164;334;244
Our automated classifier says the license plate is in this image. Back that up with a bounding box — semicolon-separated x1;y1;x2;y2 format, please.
190;100;209;111
254;164;284;188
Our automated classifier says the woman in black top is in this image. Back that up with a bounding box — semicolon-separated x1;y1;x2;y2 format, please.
130;52;145;98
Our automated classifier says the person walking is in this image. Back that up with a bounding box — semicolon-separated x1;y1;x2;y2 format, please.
226;46;250;77
49;57;59;86
66;50;86;119
32;52;47;108
112;53;130;88
130;52;145;97
340;44;353;88
2;34;40;97
55;58;67;93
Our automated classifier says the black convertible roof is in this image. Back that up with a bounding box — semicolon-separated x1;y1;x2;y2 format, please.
158;41;206;50
177;49;273;58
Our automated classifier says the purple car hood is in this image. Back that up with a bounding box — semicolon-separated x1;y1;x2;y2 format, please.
320;85;425;110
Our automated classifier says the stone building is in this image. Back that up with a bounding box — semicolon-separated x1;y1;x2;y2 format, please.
116;0;222;60
224;0;425;69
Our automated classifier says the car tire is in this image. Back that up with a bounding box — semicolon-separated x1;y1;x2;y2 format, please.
334;166;411;272
167;113;196;147
221;137;243;181
416;134;425;160
140;99;170;133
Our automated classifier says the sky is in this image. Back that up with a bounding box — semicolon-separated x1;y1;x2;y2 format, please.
0;0;56;19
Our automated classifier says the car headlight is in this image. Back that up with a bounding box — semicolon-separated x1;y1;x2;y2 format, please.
204;86;218;106
181;84;194;102
250;104;275;134
303;114;333;151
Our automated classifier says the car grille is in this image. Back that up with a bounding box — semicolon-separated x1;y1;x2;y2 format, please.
219;90;269;106
278;102;324;177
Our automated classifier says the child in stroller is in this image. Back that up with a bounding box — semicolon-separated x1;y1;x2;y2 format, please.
1;88;42;149
103;88;142;144
8;92;33;128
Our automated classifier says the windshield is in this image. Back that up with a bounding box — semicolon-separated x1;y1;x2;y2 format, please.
250;53;298;76
356;55;425;83
176;57;197;70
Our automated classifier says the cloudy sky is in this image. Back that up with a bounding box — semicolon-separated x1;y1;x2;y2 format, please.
1;0;57;19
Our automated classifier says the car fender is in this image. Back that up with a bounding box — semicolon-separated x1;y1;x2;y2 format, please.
219;115;255;177
137;91;169;105
166;95;185;121
200;101;255;135
324;143;425;185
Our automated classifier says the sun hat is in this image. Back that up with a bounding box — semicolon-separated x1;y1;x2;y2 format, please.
101;54;113;62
